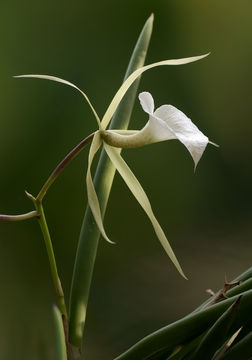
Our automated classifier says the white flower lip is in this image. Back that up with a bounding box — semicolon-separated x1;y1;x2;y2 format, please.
103;91;209;168
138;92;209;168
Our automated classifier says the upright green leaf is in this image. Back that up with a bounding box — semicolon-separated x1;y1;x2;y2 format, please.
69;14;154;348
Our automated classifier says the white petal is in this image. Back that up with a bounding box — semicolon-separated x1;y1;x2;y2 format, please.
139;92;154;114
153;105;208;167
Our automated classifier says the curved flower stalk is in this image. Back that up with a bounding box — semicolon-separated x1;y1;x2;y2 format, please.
15;52;213;278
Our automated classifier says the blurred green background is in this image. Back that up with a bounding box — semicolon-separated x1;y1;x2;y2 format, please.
0;0;251;359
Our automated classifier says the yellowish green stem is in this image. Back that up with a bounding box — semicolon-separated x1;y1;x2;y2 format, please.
26;191;67;318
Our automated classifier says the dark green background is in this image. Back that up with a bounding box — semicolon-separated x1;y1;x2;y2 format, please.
0;1;251;359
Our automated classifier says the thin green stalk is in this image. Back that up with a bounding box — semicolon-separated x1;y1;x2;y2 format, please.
26;192;67;318
69;14;154;348
37;132;94;201
0;210;39;221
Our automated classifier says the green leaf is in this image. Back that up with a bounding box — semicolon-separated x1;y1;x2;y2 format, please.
165;333;206;360
69;14;154;348
113;290;252;360
220;331;252;360
192;276;252;314
103;142;186;278
190;297;242;360
233;266;252;282
52;306;67;360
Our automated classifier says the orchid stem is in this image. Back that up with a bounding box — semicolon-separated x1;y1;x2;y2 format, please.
37;132;95;202
0;210;39;221
26;191;68;319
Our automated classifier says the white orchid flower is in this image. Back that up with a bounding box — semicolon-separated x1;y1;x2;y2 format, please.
15;53;214;278
102;91;209;168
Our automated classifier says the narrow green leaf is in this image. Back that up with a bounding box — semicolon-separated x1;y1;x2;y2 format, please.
113;290;252;360
52;306;67;360
192;276;252;314
14;74;101;126
69;14;154;348
103;142;186;278
233;266;252;282
220;331;252;360
165;333;206;360
230;318;252;346
190;297;242;360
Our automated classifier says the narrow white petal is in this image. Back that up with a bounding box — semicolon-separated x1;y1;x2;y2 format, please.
101;53;210;129
86;132;114;244
153;105;209;167
139;92;154;114
14;74;101;127
103;142;186;278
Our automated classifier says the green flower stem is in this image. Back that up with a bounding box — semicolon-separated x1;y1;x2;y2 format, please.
37;132;94;202
26;192;67;319
68;14;154;348
0;210;39;221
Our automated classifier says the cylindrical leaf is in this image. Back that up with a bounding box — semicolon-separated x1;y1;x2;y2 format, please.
52;306;67;360
68;14;154;348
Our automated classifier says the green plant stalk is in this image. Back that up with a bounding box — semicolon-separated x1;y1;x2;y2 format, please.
0;210;39;221
37;132;94;201
69;14;154;348
27;192;67;318
113;290;252;360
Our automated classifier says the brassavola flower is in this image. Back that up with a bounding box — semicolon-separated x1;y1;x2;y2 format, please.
15;53;215;278
102;91;209;168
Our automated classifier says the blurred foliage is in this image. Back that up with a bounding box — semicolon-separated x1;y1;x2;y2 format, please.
0;0;251;359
